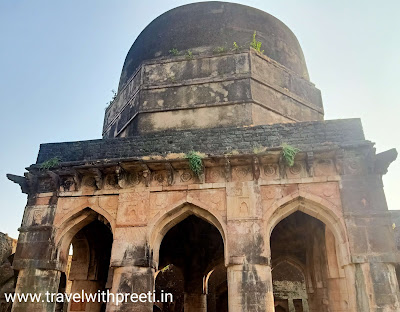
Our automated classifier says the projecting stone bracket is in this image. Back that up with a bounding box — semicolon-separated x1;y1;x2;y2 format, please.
306;151;314;176
225;158;232;182
47;171;60;190
115;165;127;188
6;174;30;194
165;163;174;186
141;164;151;187
252;156;260;180
89;168;104;190
374;148;398;175
72;169;82;190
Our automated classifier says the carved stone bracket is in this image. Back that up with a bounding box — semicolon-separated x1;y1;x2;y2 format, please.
165;163;174;186
7;174;29;194
115;165;127;188
375;148;398;175
252;156;260;180
141;164;151;187
89;168;104;190
198;168;205;184
278;153;286;178
224;158;232;182
72;169;82;190
306;151;314;176
26;173;38;194
47;171;60;190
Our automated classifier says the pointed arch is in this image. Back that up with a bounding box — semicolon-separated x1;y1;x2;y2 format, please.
148;201;228;267
264;191;350;267
272;255;307;279
55;200;116;239
55;207;113;270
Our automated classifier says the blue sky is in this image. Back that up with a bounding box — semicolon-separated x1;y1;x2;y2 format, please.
1;0;399;238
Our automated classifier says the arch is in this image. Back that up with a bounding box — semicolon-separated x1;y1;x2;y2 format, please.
272;255;307;280
148;201;228;268
204;262;226;294
55;201;116;238
55;207;114;270
264;191;350;267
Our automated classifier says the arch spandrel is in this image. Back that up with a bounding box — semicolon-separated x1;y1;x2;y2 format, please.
264;191;351;267
54;207;114;270
147;201;228;268
54;196;117;238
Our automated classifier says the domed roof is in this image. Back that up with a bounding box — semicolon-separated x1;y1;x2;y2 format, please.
118;1;309;91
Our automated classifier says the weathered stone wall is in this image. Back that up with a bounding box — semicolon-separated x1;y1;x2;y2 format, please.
8;117;399;311
103;50;323;137
38;119;364;164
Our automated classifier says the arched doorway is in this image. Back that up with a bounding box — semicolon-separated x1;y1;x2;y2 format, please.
154;214;226;312
270;210;348;312
205;263;228;312
57;210;113;312
272;259;307;312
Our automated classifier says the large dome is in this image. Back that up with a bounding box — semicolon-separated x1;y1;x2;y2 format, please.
118;1;309;91
104;1;322;138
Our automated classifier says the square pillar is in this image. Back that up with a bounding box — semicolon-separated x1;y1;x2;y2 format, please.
227;263;274;312
106;265;155;312
184;293;207;312
11;267;61;312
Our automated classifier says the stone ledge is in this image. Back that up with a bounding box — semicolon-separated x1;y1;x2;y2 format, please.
36;118;366;164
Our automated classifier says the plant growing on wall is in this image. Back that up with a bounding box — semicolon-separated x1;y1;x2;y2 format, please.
281;143;299;167
185;151;204;177
185;50;193;60
40;156;61;170
214;46;227;54
105;90;117;110
109;90;117;103
169;48;179;56
232;41;241;52
250;31;264;54
161;264;171;272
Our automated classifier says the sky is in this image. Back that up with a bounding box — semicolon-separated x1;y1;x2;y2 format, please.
0;0;399;238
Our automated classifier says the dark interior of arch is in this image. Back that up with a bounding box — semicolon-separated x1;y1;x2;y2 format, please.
271;211;321;312
156;215;226;312
65;219;113;312
271;210;343;312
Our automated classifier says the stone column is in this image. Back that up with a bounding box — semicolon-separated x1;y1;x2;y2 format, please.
341;172;400;311
288;298;295;312
227;263;274;312
106;265;154;312
354;261;400;312
11;196;60;312
11;267;61;312
183;293;207;312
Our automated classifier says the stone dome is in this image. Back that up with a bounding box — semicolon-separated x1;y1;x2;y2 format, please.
104;1;322;138
118;1;309;91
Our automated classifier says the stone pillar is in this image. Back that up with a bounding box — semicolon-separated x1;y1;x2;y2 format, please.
11;267;61;312
288;298;295;312
354;262;400;312
302;299;310;312
227;263;274;312
68;280;105;312
341;171;400;311
11;195;60;312
184;293;207;312
106;265;154;312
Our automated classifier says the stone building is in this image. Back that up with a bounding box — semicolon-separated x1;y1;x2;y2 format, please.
6;2;400;311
